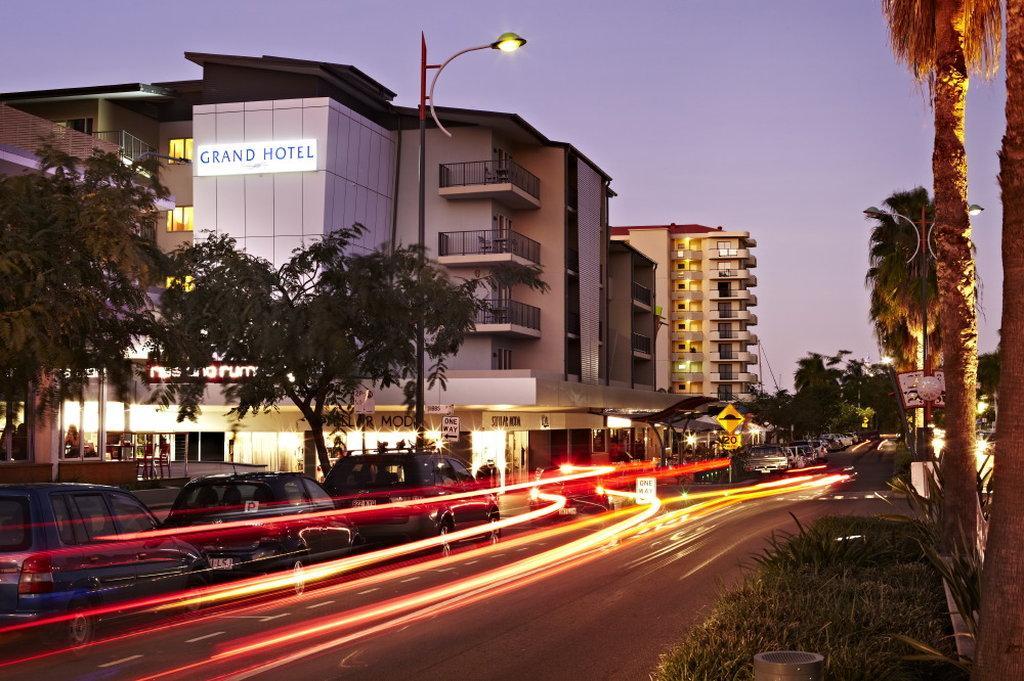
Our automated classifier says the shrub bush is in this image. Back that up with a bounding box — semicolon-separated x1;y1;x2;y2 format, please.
893;442;913;478
654;515;962;681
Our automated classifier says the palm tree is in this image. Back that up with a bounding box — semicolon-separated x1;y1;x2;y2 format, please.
975;2;1024;676
865;187;941;371
881;0;1000;546
793;351;847;392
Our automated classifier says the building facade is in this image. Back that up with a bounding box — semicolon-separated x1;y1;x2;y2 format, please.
0;53;678;483
611;224;760;400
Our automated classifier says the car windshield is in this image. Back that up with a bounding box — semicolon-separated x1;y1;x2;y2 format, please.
326;458;421;489
0;497;30;551
175;482;274;513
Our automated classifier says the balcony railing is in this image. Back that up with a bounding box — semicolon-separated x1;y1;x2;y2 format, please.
567;310;581;336
632;332;652;355
566;247;580;273
476;299;541;330
632;281;652;306
93;130;154;162
439;160;540;199
438;229;540;264
0;103;118;159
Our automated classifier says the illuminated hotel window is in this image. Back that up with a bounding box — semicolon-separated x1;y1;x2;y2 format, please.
165;275;195;291
166;206;194;232
168;138;194;162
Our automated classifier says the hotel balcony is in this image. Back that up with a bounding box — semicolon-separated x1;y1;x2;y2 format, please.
675;249;702;260
711;351;757;363
672;371;704;382
747;275;758;287
709;268;750;280
711;372;758;383
708;288;755;302
672;289;702;302
672;330;704;342
437;229;541;267
671;269;703;281
674;351;704;362
710;309;756;323
472;298;541;338
632;282;653;309
0;103;118;161
93;129;154;163
708;329;756;343
438;160;541;210
710;248;750;260
745;254;758;268
745;238;758;247
675;310;703;321
632;332;653;358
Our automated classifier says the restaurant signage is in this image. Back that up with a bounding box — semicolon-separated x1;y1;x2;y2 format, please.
146;362;258;383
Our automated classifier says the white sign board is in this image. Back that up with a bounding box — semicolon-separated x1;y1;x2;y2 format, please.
354;387;375;415
635;477;657;503
426;404;454;415
442;416;460;442
195;139;318;176
897;370;946;409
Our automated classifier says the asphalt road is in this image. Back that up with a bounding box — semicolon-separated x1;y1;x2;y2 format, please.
1;443;895;681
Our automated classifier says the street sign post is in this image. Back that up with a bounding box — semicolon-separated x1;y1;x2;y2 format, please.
426;404;454;415
441;415;460;442
635;477;657;503
716;403;745;434
896;370;946;409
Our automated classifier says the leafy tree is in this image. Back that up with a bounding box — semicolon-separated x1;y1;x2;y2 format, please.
151;226;545;473
865;187;940;371
0;146;165;453
882;0;1001;547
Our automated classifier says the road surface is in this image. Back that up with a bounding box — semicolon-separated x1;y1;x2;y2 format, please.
1;443;893;681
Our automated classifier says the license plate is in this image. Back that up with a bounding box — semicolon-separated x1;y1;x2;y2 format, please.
559;507;578;516
210;557;234;570
351;499;377;507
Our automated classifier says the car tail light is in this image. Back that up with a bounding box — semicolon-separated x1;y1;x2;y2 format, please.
19;554;54;595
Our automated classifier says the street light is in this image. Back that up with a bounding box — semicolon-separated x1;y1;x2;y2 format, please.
863;203;983;458
414;32;527;444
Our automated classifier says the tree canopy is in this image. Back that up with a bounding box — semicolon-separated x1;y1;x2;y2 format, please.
150;225;546;472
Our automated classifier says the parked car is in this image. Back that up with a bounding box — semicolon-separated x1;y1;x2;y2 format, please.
528;466;612;519
742;445;791;474
792;440;828;464
323;454;500;546
163;473;359;582
0;483;206;646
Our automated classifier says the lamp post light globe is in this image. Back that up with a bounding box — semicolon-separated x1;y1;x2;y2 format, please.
492;32;527;52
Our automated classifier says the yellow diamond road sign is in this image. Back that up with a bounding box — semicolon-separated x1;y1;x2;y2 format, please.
716;403;745;434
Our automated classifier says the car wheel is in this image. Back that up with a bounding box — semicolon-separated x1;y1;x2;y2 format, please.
66;604;95;647
488;515;501;544
292;559;306;596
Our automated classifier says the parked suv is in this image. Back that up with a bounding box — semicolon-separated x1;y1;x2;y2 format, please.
0;483;205;646
163;473;359;582
323;454;500;544
742;445;790;474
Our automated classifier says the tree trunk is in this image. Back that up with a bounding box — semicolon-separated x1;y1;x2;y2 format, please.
302;410;333;479
932;0;980;547
974;0;1024;676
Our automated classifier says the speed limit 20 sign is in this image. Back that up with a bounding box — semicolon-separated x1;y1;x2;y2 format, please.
719;433;743;451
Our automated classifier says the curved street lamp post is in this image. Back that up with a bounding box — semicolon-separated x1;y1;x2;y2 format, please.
415;32;527;444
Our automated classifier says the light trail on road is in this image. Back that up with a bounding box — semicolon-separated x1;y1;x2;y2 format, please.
136;472;847;681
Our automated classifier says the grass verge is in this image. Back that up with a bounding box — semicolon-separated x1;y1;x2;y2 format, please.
654;515;962;681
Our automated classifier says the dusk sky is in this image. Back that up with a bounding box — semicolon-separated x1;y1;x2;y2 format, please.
2;0;1006;389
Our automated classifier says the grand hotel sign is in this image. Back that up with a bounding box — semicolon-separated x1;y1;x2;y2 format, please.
195;139;318;176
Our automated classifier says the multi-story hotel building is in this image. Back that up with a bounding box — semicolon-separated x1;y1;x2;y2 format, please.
0;52;678;483
611;224;760;400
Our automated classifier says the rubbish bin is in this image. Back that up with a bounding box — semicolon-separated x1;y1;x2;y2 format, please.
753;651;824;680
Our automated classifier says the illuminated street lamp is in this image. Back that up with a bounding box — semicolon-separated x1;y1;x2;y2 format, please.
414;32;527;443
863;203;983;458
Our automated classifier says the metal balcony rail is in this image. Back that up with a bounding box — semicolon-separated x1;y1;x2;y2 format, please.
632;281;652;306
438;229;541;264
717;308;736;318
566;247;580;272
632;332;652;355
0;103;118;159
718;352;736;360
717;248;740;257
716;329;736;339
439;159;540;199
476;298;541;330
93;130;154;162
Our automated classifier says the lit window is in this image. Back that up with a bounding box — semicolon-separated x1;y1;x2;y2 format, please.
165;275;195;292
168;138;194;162
166;206;194;232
